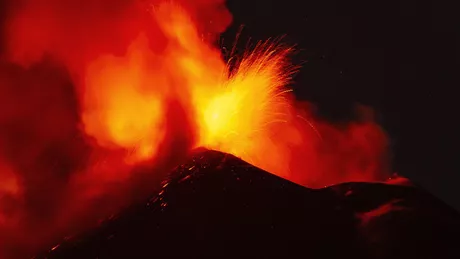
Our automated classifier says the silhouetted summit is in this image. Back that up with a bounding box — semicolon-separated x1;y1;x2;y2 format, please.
36;149;460;259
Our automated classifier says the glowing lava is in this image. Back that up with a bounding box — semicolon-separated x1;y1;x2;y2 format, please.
81;4;317;181
78;2;388;187
194;43;306;177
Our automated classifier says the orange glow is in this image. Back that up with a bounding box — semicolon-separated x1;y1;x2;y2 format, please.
0;1;390;257
81;4;310;180
193;43;304;177
79;2;388;186
82;35;167;163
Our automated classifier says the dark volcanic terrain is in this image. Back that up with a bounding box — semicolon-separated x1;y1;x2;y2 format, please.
36;149;460;259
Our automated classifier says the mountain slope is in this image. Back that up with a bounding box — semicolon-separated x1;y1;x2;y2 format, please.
35;149;460;259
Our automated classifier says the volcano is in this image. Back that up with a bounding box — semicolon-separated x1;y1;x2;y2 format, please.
34;149;460;259
0;2;400;257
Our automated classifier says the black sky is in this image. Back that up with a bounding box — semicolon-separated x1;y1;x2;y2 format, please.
223;0;458;210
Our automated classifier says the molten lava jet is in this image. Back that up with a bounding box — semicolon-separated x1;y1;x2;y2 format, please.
0;0;389;258
81;4;389;187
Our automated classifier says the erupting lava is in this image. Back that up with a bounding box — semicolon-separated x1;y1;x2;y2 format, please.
82;4;307;177
82;4;323;181
0;0;389;257
79;3;387;185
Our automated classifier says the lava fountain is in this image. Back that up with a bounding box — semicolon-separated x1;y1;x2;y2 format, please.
81;3;389;187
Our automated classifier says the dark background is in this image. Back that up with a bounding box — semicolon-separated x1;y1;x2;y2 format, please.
0;0;457;210
223;0;458;210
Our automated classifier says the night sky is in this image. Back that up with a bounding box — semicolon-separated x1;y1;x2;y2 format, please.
223;0;458;210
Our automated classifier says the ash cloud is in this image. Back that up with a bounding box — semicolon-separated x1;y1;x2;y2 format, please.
0;0;231;258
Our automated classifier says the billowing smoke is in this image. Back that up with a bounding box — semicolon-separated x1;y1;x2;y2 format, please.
0;0;389;258
0;1;230;257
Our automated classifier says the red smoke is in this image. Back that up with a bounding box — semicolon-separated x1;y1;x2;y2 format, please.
0;0;389;258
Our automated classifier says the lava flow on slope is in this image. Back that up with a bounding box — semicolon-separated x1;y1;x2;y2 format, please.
1;0;389;258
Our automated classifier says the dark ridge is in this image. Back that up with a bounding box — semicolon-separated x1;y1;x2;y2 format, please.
35;149;460;259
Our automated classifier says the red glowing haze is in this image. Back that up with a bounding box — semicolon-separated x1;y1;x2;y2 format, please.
0;0;389;257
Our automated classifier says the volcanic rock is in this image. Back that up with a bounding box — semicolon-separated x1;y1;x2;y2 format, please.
35;149;460;259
